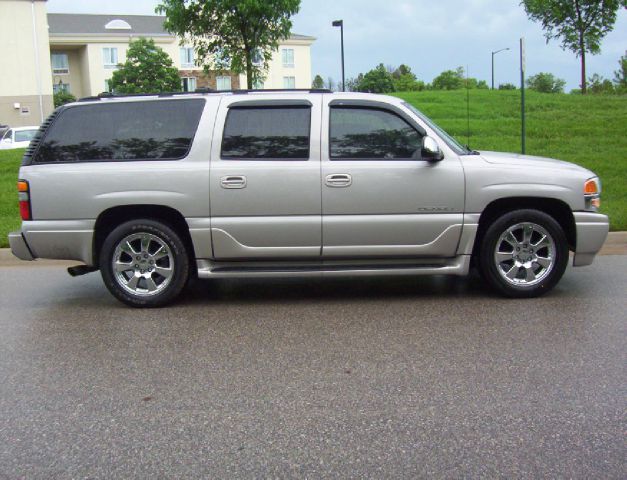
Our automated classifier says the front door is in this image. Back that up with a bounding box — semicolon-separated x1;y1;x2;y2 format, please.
209;96;322;260
321;98;465;258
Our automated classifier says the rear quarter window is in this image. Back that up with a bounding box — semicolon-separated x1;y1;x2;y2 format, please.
34;99;205;163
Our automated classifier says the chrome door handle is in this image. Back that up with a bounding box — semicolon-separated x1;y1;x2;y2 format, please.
220;175;247;189
325;174;352;188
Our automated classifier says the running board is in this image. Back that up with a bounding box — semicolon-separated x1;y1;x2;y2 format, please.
196;256;470;279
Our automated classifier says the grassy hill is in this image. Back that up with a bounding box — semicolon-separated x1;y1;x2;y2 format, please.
0;90;625;248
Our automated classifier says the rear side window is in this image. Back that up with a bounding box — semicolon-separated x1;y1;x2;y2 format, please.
330;106;423;160
15;130;37;143
221;106;310;160
34;99;204;163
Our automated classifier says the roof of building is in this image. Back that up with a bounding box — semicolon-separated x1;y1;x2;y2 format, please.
47;13;315;41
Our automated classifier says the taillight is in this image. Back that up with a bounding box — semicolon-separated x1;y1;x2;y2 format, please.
17;180;32;220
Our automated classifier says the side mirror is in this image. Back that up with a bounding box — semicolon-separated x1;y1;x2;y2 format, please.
421;136;443;162
1;138;11;144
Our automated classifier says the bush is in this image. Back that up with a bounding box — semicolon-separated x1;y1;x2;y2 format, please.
526;72;566;93
588;74;615;94
498;83;517;90
356;64;395;93
53;91;76;107
432;67;465;90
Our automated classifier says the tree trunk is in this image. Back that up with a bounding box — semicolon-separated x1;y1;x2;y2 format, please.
580;34;587;94
245;49;253;90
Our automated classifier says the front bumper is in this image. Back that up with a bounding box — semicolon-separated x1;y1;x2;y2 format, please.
573;212;609;266
8;231;34;261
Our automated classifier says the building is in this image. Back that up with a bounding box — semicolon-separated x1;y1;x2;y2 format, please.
0;0;315;127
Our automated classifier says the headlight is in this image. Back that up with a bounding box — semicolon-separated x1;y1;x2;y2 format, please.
584;177;601;211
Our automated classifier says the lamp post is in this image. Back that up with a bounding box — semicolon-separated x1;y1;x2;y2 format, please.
332;19;345;91
491;47;509;90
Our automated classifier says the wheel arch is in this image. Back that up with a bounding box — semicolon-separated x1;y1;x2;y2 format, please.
93;205;196;268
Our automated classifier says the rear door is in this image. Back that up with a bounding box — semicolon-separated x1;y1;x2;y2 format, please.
209;95;322;260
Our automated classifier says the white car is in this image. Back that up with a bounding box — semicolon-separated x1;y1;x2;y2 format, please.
0;126;39;150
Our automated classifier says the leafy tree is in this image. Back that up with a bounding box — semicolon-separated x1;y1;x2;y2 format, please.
108;37;181;93
157;0;300;89
357;64;395;93
344;73;364;92
431;67;465;90
521;0;625;94
476;80;489;89
312;74;324;89
326;77;336;91
391;64;425;91
526;72;567;93
53;91;76;107
614;54;627;93
588;73;615;94
498;83;517;90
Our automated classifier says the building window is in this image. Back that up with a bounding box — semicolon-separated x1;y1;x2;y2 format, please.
282;48;294;67
104;79;113;93
252;49;263;66
283;76;296;89
180;47;194;68
216;76;231;91
181;77;197;92
53;82;70;94
103;47;118;68
51;53;69;74
253;79;264;90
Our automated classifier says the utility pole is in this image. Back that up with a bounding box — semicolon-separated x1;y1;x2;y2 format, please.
491;47;509;90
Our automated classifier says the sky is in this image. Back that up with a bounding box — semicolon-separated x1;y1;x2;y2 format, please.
47;0;627;91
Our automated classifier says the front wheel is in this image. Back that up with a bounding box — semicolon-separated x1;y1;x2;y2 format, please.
99;219;190;307
478;209;569;298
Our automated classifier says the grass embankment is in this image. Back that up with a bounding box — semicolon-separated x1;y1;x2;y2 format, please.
394;90;626;231
0;90;625;248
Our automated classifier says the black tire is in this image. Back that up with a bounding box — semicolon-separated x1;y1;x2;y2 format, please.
478;209;569;298
99;219;190;307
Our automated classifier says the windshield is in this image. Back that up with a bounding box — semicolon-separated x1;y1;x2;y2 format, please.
402;102;470;155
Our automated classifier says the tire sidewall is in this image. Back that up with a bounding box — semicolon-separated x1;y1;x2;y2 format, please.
479;209;569;298
99;220;190;307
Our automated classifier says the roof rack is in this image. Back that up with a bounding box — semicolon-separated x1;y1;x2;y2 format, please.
78;87;332;102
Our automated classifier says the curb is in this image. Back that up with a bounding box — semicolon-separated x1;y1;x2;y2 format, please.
1;232;626;267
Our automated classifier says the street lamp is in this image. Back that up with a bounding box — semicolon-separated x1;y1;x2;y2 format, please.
491;47;510;90
332;19;345;91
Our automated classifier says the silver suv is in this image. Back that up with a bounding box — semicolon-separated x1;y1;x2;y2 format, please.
8;90;609;307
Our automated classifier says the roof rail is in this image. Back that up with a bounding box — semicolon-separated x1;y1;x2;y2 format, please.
78;87;332;102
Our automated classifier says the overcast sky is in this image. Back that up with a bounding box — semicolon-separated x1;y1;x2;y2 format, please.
47;0;626;90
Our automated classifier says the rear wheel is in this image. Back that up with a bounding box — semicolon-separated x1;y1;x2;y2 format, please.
100;219;190;307
478;209;569;297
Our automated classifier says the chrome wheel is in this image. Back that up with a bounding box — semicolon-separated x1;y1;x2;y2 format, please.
112;233;174;297
494;222;556;287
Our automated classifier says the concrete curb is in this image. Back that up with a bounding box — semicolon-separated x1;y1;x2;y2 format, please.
1;232;626;267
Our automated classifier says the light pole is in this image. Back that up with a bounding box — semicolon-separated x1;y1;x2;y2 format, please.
332;20;345;91
491;47;509;90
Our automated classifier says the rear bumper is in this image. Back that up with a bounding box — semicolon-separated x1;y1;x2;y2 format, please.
8;231;34;261
573;212;609;267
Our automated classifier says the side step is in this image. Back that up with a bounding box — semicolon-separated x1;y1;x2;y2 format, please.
196;256;470;279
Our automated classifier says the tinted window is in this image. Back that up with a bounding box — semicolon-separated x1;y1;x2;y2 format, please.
221;106;310;160
15;129;37;143
35;99;204;163
330;107;423;160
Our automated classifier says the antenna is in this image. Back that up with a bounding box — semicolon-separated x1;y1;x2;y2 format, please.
466;65;470;146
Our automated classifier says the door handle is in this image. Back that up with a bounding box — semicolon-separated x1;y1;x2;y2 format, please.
220;175;247;189
325;174;352;188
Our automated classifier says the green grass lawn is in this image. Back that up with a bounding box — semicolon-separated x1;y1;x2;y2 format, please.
0;90;625;248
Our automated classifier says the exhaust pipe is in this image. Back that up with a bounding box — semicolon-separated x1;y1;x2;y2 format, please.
67;265;98;277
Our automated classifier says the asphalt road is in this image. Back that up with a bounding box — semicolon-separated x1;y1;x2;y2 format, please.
0;257;625;478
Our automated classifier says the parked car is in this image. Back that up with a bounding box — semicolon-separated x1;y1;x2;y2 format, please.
0;126;40;150
9;90;608;307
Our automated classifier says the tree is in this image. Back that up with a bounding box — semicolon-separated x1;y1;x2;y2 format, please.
108;37;181;93
588;73;615;94
521;0;625;94
157;0;300;89
526;72;567;93
431;67;465;90
326;77;336;91
498;83;517;90
614;54;627;93
391;64;425;91
356;64;395;93
312;74;324;89
344;73;364;92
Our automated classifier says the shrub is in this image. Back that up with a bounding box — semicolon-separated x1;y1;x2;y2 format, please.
53;91;76;107
526;72;566;93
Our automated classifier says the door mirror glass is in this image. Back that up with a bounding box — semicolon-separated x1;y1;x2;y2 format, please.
421;136;443;162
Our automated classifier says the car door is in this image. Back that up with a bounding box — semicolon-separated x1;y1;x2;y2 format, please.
321;97;465;258
209;95;322;260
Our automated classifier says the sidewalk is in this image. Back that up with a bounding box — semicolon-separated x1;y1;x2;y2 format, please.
2;232;626;267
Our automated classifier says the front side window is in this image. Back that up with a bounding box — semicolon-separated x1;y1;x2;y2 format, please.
221;106;310;160
102;47;118;68
330;107;424;160
51;53;69;74
216;76;231;91
35;99;205;163
2;129;13;141
180;47;194;67
282;48;294;67
283;76;295;89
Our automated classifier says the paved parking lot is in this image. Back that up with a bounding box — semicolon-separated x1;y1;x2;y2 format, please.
0;256;625;478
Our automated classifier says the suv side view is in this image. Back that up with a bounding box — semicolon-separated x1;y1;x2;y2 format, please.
9;90;609;307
